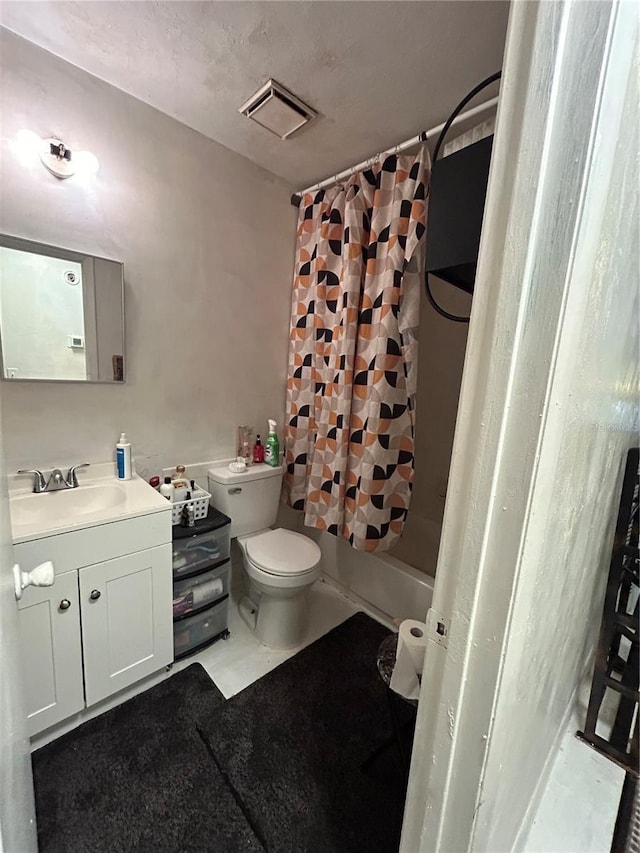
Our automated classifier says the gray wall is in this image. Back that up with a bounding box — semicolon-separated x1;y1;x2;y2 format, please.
0;29;296;478
390;280;470;574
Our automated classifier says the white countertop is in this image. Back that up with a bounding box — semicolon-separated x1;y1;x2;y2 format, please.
9;462;171;544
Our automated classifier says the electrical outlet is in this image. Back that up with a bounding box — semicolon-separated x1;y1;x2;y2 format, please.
6;368;18;378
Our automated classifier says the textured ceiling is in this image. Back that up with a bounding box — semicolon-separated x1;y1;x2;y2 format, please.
0;1;510;189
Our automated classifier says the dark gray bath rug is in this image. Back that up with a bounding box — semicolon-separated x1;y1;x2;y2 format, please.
198;611;411;853
32;663;263;853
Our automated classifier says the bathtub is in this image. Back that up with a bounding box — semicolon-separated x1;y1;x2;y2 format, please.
277;505;435;624
323;537;434;623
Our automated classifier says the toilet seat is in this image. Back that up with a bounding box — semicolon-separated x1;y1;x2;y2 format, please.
246;528;321;577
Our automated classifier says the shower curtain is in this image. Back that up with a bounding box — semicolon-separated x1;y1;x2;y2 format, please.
284;149;429;552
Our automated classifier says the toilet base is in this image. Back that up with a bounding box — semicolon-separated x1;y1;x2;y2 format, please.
238;595;257;631
236;534;321;650
253;586;310;650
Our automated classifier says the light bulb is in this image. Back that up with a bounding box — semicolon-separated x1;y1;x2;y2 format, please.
11;129;42;167
73;150;100;177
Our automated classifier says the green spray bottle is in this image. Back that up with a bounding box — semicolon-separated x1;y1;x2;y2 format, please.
264;419;280;467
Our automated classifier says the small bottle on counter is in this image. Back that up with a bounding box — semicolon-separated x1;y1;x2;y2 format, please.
149;476;160;490
172;465;188;502
238;426;253;466
180;492;195;527
116;433;132;480
160;476;173;501
253;435;265;464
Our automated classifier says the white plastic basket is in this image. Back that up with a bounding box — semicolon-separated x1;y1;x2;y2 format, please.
171;485;211;526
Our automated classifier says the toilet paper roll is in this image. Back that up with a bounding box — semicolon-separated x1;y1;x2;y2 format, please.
192;577;224;606
389;619;428;701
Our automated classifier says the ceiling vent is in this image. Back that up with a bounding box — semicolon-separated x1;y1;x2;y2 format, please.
239;79;316;140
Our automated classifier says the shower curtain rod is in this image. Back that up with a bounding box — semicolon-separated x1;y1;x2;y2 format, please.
290;96;498;207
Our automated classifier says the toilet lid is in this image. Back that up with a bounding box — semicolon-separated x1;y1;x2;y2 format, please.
246;528;321;576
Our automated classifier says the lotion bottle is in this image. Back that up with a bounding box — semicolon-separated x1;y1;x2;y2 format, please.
116;433;132;480
160;476;173;501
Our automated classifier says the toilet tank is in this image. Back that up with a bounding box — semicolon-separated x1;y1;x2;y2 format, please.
207;463;283;538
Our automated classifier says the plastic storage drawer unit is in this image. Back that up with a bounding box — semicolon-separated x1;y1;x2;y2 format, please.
171;507;231;661
173;598;229;659
172;508;231;579
173;560;230;619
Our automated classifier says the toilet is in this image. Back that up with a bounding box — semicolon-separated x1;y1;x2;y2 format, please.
207;462;321;650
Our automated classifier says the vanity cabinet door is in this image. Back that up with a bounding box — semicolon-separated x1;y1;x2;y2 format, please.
17;569;85;737
79;544;172;706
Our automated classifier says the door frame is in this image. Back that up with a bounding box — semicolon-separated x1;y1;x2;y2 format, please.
401;0;637;850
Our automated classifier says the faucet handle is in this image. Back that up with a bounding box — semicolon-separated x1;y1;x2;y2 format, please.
66;463;90;488
17;469;47;493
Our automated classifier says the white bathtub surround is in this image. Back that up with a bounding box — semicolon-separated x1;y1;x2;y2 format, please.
326;540;434;624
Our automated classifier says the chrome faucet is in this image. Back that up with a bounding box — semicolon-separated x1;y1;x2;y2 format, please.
18;463;90;493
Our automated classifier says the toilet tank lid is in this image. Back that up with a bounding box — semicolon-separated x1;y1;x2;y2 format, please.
208;462;283;485
247;529;321;574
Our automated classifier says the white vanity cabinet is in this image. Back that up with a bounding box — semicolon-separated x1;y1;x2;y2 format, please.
15;511;172;737
79;546;172;705
17;570;85;735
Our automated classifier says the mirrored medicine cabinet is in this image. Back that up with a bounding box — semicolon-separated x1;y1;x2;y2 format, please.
0;234;125;383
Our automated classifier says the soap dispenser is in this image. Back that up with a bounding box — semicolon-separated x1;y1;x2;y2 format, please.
253;435;265;464
264;420;280;467
116;433;132;480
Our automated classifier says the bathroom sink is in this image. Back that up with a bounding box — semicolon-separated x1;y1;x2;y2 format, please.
9;464;172;543
11;483;127;526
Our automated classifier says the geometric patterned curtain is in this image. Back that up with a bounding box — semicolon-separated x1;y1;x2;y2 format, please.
284;149;429;552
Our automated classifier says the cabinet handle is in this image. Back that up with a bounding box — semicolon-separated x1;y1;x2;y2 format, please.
59;599;71;611
89;589;101;601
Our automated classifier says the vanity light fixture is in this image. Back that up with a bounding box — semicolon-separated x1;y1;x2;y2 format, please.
11;129;42;167
40;137;74;178
40;136;99;179
12;129;99;179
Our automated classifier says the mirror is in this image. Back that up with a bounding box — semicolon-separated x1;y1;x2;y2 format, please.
0;235;125;383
